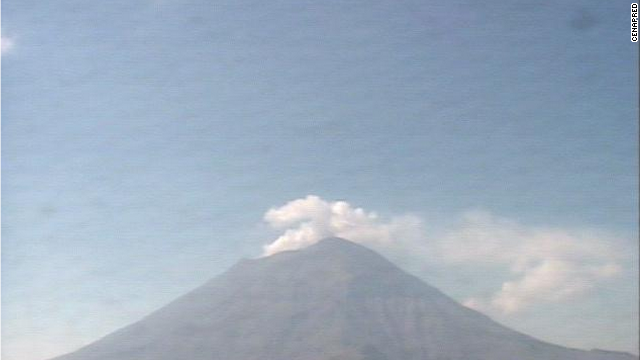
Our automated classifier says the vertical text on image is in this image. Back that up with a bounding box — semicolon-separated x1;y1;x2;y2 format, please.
632;3;638;42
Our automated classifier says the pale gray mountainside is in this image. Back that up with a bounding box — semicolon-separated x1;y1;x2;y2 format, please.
52;238;637;360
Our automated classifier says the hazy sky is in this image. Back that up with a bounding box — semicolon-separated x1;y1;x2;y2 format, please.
2;0;638;359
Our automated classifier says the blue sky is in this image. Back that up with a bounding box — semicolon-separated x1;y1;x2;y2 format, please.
1;0;638;359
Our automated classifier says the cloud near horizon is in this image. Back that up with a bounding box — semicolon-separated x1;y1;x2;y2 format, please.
263;195;626;315
1;35;15;55
445;211;623;314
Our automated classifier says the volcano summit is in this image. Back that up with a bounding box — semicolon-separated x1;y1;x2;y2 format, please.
52;238;637;360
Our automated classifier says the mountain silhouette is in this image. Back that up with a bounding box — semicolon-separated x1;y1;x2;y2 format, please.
52;237;637;360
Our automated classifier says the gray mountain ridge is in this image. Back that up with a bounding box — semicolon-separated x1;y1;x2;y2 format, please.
52;237;638;360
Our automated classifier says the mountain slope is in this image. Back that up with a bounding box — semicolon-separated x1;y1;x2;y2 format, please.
52;238;637;360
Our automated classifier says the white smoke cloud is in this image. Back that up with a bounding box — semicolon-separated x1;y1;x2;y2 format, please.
262;196;625;315
262;195;424;256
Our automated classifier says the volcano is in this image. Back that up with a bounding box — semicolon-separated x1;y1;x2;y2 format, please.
52;237;637;360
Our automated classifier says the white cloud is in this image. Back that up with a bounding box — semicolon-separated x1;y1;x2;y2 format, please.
437;211;623;314
262;196;626;315
464;258;621;314
262;195;423;256
1;36;15;55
